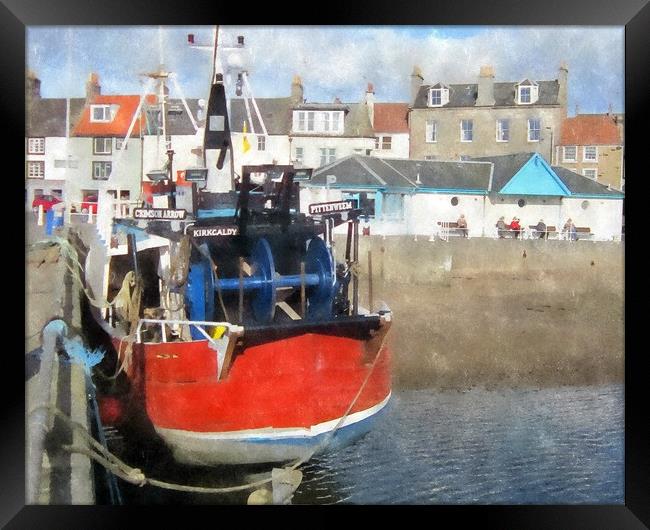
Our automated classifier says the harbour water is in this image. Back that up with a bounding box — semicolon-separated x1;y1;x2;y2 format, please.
293;384;624;505
115;383;623;505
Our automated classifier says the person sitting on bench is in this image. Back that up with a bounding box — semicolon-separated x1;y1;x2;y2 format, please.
496;216;506;238
509;217;522;239
534;219;547;239
456;214;468;238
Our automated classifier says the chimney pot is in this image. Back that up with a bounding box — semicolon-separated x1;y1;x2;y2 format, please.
367;82;374;93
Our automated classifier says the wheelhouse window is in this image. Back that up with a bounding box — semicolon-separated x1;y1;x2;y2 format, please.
527;118;541;142
563;146;577;162
460;120;473;142
27;137;45;154
496;119;510;142
319;148;336;166
425;120;437;143
92;161;112;180
93;137;112;155
583;146;598;161
90;104;112;122
27;161;44;179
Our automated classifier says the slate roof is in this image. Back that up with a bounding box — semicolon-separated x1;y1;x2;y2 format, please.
26;98;86;137
558;114;621;145
412;80;560;109
228;97;293;135
471;153;623;197
470;153;533;192
162;98;203;135
551;166;623;196
373;103;409;133
309;155;491;191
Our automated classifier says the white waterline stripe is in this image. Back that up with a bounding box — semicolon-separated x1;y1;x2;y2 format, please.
156;392;391;441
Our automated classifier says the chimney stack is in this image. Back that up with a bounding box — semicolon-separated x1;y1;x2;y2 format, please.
410;66;424;106
558;62;568;114
291;75;304;105
365;82;375;127
85;72;101;104
476;65;495;106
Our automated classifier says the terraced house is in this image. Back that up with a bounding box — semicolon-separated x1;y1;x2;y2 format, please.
408;64;568;163
555;113;624;191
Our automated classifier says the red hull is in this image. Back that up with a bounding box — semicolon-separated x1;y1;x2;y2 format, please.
112;332;391;434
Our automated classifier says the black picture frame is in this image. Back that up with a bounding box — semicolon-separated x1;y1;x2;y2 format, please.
8;0;648;526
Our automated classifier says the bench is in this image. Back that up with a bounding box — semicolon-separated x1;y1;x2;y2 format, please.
559;226;593;241
437;221;468;239
527;225;558;240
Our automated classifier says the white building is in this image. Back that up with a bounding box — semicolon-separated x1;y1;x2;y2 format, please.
369;100;410;160
300;153;624;241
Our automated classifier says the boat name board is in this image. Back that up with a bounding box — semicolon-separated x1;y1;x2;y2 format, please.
309;200;354;215
133;208;187;220
188;226;239;238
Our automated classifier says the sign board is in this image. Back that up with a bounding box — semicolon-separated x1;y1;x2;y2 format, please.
308;200;355;215
188;225;239;238
133;208;187;220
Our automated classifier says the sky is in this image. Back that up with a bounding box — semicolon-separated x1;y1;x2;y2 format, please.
27;26;624;115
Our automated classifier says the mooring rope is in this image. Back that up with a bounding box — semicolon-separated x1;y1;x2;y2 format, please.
30;404;274;494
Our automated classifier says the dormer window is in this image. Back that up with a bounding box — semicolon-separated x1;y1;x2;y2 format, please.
293;111;344;134
91;104;112;122
516;80;539;105
428;85;449;107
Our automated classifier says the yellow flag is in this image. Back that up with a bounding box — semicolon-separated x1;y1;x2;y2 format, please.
242;120;251;153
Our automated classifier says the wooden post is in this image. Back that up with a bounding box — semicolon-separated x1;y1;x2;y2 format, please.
368;250;373;314
37;204;44;226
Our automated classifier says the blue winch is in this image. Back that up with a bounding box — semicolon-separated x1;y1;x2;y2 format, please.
185;237;336;331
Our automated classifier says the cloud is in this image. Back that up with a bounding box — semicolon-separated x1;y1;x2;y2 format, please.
27;26;624;114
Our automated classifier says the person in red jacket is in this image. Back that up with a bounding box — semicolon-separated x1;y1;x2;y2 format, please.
509;217;522;239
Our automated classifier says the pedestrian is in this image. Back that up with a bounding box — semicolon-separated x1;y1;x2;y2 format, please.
457;214;468;238
496;216;506;238
563;218;577;241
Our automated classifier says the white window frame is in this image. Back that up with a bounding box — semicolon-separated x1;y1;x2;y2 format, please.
460;120;473;142
563;146;577;162
294;147;304;164
425;120;437;143
115;138;127;150
583;168;598;179
27;137;45;154
90;104;112;123
293;110;343;134
517;85;538;105
496;119;510;142
583;145;598;162
428;87;449;107
257;135;266;151
319;148;336;166
375;135;391;150
527;118;541;142
429;88;442;106
92;161;112;180
93;137;112;155
27;161;45;179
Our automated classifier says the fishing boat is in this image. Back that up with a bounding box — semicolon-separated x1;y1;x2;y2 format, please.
79;30;392;467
